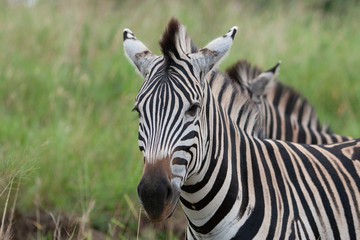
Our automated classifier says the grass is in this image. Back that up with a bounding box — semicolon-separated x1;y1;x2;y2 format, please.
0;0;360;239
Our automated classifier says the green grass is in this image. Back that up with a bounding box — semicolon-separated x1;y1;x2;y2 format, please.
0;0;360;239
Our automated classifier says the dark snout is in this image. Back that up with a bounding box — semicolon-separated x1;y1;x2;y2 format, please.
137;160;179;222
137;176;174;220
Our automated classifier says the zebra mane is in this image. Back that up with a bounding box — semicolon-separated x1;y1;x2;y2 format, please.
208;69;265;138
226;59;331;133
226;59;263;87
159;18;198;66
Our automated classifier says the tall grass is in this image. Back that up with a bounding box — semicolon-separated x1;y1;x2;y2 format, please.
0;0;359;238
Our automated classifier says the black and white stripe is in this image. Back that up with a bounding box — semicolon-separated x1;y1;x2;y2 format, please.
124;18;360;239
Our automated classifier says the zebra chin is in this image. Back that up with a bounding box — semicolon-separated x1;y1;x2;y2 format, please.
142;193;179;222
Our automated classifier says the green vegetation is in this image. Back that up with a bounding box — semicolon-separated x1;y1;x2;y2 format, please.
0;0;359;239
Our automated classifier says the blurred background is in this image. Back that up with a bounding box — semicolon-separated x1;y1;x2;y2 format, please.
0;0;359;239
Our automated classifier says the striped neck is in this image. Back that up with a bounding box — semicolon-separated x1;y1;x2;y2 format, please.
180;83;253;239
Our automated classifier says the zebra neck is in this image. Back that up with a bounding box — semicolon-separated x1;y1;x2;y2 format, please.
180;90;258;238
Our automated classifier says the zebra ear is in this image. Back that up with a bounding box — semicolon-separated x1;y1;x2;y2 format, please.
123;28;158;78
250;61;281;96
189;26;238;81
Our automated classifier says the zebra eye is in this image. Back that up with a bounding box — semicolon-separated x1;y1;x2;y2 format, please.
132;106;141;118
186;103;200;117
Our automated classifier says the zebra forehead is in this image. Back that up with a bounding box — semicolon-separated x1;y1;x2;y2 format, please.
137;72;200;104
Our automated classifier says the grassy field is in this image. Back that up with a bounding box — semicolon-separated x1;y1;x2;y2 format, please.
1;0;360;239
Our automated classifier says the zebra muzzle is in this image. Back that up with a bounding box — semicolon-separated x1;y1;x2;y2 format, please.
137;159;180;222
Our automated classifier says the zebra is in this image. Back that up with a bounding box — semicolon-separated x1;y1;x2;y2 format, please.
225;60;352;144
123;18;360;239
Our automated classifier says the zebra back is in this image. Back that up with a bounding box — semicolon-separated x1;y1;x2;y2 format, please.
226;59;352;144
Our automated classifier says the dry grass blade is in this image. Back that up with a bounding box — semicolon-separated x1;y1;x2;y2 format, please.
77;200;95;239
49;212;62;240
0;177;14;239
4;180;20;239
124;194;138;219
0;181;11;199
137;207;141;240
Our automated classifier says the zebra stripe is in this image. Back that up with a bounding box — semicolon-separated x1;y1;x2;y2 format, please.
207;70;264;138
124;18;360;239
226;60;352;144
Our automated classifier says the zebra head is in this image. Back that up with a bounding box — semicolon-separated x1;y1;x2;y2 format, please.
123;18;237;222
226;60;281;103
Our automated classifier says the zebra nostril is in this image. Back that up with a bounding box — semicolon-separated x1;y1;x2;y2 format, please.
165;185;173;203
137;184;141;198
137;177;144;198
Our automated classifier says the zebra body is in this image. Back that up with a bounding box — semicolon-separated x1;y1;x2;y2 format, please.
123;18;360;239
182;124;360;239
226;60;352;144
